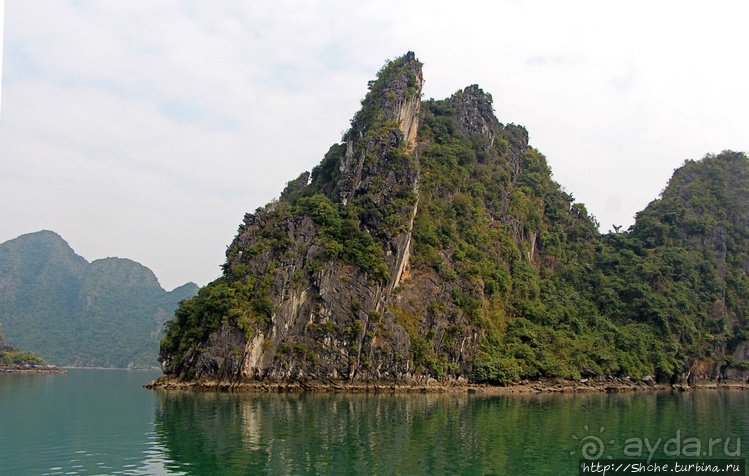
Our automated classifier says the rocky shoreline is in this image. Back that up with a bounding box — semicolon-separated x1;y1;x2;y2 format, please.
0;363;67;374
144;375;749;394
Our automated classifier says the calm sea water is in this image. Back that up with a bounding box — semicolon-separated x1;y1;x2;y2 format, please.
1;369;747;475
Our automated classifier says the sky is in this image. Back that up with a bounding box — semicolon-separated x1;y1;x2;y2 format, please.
1;1;748;291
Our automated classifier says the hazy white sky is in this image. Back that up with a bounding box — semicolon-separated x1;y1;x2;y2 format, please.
1;1;748;290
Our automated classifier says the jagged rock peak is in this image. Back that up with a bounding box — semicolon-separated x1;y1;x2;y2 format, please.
336;52;423;206
443;84;528;162
448;84;501;139
354;51;423;144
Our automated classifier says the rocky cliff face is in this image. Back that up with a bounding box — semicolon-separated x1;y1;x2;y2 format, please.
158;52;542;385
161;53;425;383
157;52;749;387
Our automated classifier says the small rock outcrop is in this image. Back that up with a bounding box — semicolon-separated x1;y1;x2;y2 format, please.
0;322;66;374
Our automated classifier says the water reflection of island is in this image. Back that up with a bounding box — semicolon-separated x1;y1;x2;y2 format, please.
151;390;749;475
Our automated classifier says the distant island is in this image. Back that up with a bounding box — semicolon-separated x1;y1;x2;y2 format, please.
149;51;749;391
0;322;65;374
0;230;199;368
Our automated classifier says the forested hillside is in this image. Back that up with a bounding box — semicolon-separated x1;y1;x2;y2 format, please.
0;230;198;368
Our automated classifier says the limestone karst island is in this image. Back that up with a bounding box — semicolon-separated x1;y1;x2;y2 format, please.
148;52;749;391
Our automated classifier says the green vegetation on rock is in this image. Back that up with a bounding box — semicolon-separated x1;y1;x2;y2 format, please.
0;323;46;366
158;52;749;386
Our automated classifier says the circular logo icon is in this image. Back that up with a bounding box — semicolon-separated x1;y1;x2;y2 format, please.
571;426;615;460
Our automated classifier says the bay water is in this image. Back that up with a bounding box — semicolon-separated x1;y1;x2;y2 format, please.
1;369;747;475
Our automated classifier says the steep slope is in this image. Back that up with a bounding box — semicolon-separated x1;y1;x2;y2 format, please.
160;53;426;381
591;151;749;382
0;230;198;367
156;52;749;387
157;52;600;385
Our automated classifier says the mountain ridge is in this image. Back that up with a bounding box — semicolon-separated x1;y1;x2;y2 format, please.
0;230;199;368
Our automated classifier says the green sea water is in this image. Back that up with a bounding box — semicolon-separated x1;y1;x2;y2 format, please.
1;369;747;475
